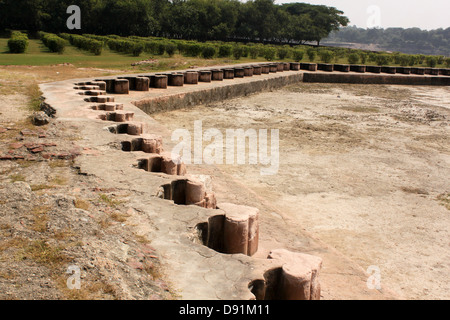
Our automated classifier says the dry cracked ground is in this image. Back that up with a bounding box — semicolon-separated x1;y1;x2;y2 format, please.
152;83;450;300
0;64;449;300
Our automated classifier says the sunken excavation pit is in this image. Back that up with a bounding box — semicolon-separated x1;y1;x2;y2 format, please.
61;60;450;300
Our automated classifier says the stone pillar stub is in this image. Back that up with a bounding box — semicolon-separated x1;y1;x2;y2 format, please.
267;249;323;300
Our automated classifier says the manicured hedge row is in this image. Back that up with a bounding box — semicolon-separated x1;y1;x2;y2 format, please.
8;31;29;53
60;33;102;55
107;38;144;57
52;33;449;66
39;31;68;54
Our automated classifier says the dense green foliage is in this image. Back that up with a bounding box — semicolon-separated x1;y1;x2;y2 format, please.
347;53;359;64
8;31;29;53
60;33;102;55
326;26;450;56
39;31;67;54
0;0;348;45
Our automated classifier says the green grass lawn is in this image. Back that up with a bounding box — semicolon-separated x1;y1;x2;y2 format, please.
1;38;446;70
0;38;264;71
0;38;145;69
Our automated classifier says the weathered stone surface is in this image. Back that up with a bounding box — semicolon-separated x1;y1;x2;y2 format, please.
267;249;323;300
269;64;278;73
114;79;129;94
95;79;115;93
185;179;206;205
244;67;253;77
184;71;198;84
223;69;235;79
290;62;300;71
411;67;425;75
234;68;245;78
211;69;224;81
154;75;168;89
350;65;366;73
252;66;262;75
381;66;396;74
218;203;259;256
86;96;115;103
83;90;106;96
135;77;150;91
141;134;163;154
177;161;187;176
89;81;106;91
161;155;178;175
204;192;216;209
261;65;270;74
108;111;134;122
334;64;350;72
366;65;381;74
120;77;137;90
317;63;333;72
199;71;212;82
126;122;143;136
300;63;317;71
276;63;284;72
32;111;50;126
168;73;184;86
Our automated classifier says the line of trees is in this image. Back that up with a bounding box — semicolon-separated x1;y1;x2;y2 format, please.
325;26;450;56
0;0;349;45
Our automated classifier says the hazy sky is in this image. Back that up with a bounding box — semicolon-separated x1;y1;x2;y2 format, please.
275;0;450;30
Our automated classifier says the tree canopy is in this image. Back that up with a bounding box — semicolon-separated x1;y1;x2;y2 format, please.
0;0;349;45
326;26;450;56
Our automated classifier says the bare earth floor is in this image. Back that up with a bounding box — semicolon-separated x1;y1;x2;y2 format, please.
152;83;450;300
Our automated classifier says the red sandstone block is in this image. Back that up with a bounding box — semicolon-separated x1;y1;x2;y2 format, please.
204;193;217;209
199;71;212;82
252;66;262;75
267;249;323;300
185;180;206;205
211;69;224;81
135;77;150;91
234;68;245;78
184;71;199;84
177;162;187;176
126;122;143;136
269;64;278;73
9;143;24;149
244;67;254;77
219;203;259;256
261;65;270;74
114;79;129;94
161;156;178;175
141;134;163;154
223;69;235;79
30;146;44;153
168;74;184;86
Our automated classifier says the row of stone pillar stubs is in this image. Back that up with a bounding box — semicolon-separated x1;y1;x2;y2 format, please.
78;61;304;98
73;63;323;300
308;63;450;75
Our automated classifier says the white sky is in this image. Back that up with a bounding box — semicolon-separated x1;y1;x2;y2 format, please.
275;0;450;30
